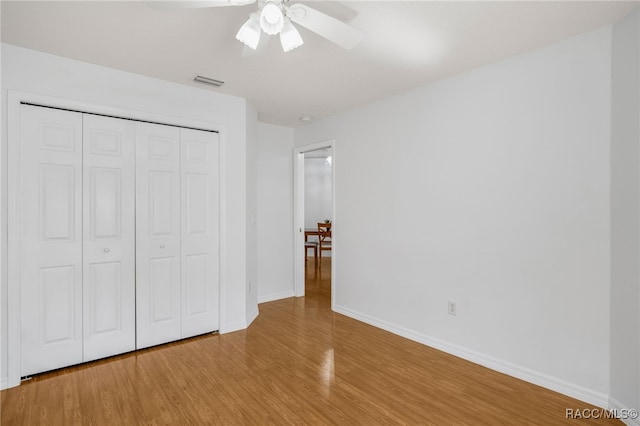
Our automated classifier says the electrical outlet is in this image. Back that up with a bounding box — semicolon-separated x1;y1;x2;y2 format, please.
448;301;457;316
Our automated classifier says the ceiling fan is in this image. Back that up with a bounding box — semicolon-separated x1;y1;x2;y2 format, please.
152;0;364;52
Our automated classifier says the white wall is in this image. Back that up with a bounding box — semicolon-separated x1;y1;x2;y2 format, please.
0;6;4;390
295;27;613;405
256;123;294;303
304;158;333;230
610;8;640;420
246;103;259;323
1;44;255;387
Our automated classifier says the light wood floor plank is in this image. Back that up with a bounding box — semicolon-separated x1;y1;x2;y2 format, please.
1;258;620;425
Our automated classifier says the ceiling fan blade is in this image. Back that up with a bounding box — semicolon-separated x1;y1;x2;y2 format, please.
286;3;364;50
147;0;255;10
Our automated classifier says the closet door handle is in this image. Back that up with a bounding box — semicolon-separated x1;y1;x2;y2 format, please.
103;248;110;253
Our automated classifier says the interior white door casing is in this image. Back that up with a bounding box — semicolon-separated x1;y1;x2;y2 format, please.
293;140;336;301
180;129;220;338
20;105;84;376
82;115;136;361
136;122;182;349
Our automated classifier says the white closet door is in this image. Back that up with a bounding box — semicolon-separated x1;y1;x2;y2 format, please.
180;129;220;337
20;105;83;376
82;115;136;361
136;122;182;349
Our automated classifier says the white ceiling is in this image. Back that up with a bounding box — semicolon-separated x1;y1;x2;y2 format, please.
1;1;637;127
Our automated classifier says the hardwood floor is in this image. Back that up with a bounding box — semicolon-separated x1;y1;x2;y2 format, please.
1;257;620;425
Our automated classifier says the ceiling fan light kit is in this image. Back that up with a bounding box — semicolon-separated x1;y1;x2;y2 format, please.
156;0;364;53
259;2;284;35
236;0;303;52
235;12;261;50
280;18;303;52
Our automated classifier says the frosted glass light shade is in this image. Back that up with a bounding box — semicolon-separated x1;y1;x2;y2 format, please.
236;14;261;49
260;2;284;35
280;19;303;52
324;155;332;166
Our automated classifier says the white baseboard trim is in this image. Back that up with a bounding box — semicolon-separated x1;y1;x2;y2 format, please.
246;307;259;327
258;290;294;304
0;376;19;391
220;307;260;334
333;304;610;409
219;319;248;334
609;397;640;425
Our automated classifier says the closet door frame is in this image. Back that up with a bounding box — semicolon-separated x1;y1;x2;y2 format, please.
6;91;224;389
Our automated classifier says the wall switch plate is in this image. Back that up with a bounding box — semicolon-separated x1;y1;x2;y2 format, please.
448;301;457;316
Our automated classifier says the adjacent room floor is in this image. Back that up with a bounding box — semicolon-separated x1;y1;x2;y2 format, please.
0;256;619;425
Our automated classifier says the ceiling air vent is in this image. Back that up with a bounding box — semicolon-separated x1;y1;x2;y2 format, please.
193;75;224;87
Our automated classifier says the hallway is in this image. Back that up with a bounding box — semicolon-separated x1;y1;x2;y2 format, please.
304;254;332;308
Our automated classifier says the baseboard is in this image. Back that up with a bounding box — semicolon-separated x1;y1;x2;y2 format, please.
219;319;248;334
246;306;259;327
609;397;640;425
258;290;294;304
0;376;20;391
220;307;260;334
333;304;610;409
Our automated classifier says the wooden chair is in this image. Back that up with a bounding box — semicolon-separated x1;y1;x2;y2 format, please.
317;222;332;266
304;240;318;265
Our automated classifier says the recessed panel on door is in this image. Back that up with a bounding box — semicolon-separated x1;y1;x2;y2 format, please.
181;129;220;338
149;171;176;236
20;105;83;376
83;115;135;362
185;173;208;235
40;164;76;241
40;265;77;343
136;122;181;349
149;257;179;322
90;168;121;239
184;254;209;316
88;261;122;334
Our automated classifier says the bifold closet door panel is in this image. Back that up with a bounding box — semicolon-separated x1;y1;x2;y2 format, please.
136;122;182;349
20;105;83;376
82;115;136;361
180;129;220;338
18;105;219;375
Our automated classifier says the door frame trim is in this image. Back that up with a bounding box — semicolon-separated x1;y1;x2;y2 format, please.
292;140;335;305
6;91;225;389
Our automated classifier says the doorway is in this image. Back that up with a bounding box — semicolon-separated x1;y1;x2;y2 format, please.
293;141;335;309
